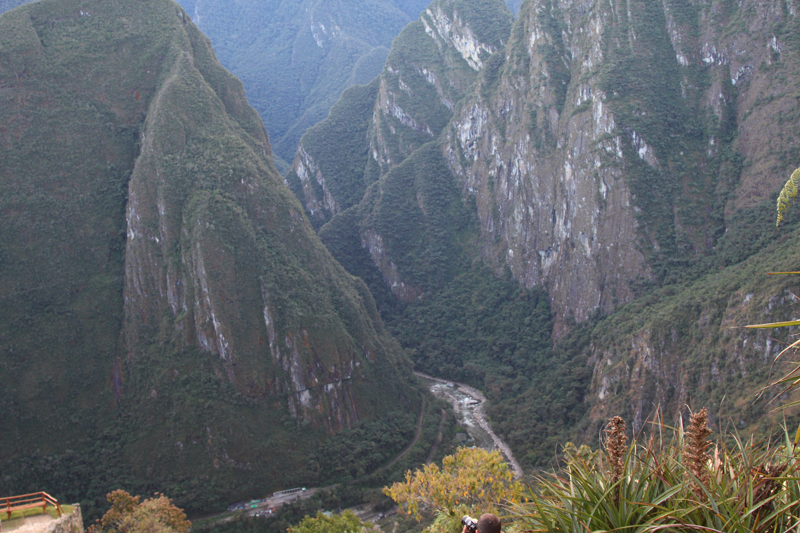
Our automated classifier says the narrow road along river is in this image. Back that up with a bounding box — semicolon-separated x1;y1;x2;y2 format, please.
413;371;524;478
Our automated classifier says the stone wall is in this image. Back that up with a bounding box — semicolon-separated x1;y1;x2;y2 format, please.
45;504;83;533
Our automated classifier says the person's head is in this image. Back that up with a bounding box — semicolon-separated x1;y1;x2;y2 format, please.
477;514;501;533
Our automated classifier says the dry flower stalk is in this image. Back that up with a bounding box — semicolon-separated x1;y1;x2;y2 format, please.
684;407;712;499
604;416;627;503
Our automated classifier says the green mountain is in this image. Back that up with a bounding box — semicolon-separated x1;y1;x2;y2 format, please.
0;0;420;516
289;0;513;230
288;0;800;469
169;0;432;171
0;0;523;176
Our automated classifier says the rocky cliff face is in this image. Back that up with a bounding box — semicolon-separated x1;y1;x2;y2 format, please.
445;0;800;330
0;0;419;505
302;0;800;324
367;0;511;178
444;0;646;327
443;0;800;426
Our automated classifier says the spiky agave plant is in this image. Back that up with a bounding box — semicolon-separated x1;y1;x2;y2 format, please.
683;408;712;500
507;414;800;532
744;165;800;432
681;427;800;533
510;416;685;533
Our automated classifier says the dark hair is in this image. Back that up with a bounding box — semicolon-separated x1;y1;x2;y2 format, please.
477;514;501;533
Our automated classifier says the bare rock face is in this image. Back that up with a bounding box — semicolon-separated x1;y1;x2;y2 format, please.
444;5;646;328
443;0;800;331
292;144;340;223
368;0;509;177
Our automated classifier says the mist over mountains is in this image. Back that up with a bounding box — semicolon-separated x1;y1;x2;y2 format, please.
0;0;521;174
170;0;432;171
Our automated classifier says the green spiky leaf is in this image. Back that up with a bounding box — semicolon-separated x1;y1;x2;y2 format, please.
744;319;800;329
776;166;800;227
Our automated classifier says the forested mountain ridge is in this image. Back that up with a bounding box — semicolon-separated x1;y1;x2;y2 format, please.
290;0;513;297
0;0;420;515
0;0;521;177
285;0;508;223
289;0;800;467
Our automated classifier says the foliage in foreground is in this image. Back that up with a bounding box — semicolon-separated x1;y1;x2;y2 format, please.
87;490;191;533
287;510;371;533
746;163;800;418
514;411;800;532
501;169;800;531
387;414;800;533
384;447;522;533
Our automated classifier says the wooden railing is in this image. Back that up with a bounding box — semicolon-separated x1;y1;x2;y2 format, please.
1;492;62;520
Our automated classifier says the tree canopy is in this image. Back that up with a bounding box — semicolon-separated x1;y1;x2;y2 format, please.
384;447;522;521
287;510;370;533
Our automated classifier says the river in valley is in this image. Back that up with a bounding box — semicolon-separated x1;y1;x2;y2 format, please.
413;372;523;478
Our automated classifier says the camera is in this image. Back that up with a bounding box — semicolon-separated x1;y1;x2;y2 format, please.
461;516;478;533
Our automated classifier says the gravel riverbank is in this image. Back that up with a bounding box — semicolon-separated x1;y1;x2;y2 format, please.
414;372;523;478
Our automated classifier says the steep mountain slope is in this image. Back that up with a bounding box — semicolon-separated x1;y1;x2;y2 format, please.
289;0;580;469
445;0;800;329
288;0;800;468
290;0;512;240
443;0;800;437
0;0;420;514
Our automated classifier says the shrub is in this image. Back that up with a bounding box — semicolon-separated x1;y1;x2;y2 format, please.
383;447;522;532
87;490;190;533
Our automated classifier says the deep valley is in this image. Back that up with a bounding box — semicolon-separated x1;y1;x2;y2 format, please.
2;0;800;529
